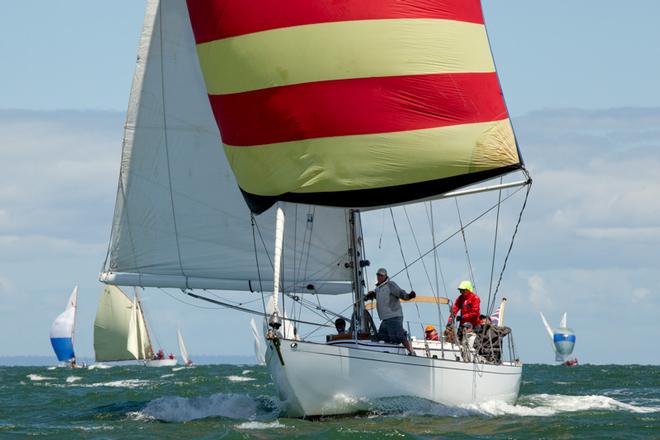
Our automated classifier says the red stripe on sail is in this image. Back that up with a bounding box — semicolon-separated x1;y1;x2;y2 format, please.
210;72;508;147
186;0;485;43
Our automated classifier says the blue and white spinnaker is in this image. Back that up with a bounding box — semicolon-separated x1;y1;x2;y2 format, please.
49;286;78;363
540;312;576;363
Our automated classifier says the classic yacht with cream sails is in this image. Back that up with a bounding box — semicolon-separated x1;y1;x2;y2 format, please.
100;0;531;416
93;286;177;367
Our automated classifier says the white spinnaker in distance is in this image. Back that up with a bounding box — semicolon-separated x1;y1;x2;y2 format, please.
100;0;351;294
177;328;190;365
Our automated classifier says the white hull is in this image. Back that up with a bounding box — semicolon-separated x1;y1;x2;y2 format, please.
266;339;521;417
145;358;177;367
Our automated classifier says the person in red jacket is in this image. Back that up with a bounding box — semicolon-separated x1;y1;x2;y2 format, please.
449;281;482;328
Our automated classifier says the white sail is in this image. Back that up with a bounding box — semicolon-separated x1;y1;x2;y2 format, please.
94;285;152;361
50;286;78;362
559;312;567;329
127;294;152;360
250;318;266;366
100;0;352;294
177;328;191;365
539;312;555;344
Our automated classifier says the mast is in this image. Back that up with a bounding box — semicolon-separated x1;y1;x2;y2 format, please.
348;209;368;337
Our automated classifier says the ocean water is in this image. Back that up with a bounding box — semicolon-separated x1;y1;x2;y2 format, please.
0;364;657;439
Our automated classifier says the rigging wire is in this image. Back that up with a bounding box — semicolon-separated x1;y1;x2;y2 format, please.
251;214;269;320
389;208;422;322
486;177;503;313
426;201;447;329
389;184;526;282
488;181;532;314
454;198;476;292
403;206;436;297
183;290;333;327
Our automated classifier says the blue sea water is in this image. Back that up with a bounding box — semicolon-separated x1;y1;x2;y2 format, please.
0;364;657;439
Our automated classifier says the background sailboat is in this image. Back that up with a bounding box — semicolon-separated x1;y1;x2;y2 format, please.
177;328;192;366
93;286;176;367
540;312;577;365
49;286;80;367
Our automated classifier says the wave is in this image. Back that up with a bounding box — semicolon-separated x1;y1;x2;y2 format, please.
364;393;659;418
236;421;286;430
466;394;660;417
84;379;151;389
66;376;82;383
137;393;282;422
27;374;54;381
87;363;112;370
227;375;255;382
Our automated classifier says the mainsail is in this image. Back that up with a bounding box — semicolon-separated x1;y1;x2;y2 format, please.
187;0;523;213
94;286;153;362
100;0;352;293
49;286;78;362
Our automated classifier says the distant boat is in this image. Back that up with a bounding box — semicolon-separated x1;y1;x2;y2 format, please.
93;286;177;367
50;286;84;368
250;318;265;366
177;327;193;366
539;312;577;365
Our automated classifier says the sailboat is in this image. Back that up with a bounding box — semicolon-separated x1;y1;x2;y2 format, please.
100;0;532;416
540;312;577;365
177;328;193;366
50;286;83;368
93;286;177;367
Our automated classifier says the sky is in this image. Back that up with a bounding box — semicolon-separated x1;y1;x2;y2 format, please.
0;1;659;364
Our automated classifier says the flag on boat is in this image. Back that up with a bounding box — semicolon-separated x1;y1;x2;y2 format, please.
186;0;523;213
490;298;507;326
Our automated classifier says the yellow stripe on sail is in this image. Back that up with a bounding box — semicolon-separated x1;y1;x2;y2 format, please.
365;296;451;311
224;119;518;196
197;18;495;95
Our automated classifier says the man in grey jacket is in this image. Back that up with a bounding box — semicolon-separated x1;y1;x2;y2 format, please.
364;268;416;355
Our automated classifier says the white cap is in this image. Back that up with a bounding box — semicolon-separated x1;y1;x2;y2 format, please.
376;268;387;276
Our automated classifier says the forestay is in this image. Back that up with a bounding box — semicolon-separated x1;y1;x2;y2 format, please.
101;0;352;293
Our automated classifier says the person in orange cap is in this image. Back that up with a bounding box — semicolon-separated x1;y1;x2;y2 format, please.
424;325;439;341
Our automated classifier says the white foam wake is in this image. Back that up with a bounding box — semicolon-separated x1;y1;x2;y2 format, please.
83;379;151;389
227;375;255;382
137;393;281;422
466;394;660;417
27;374;54;381
236;421;286;430
87;363;112;370
66;376;82;383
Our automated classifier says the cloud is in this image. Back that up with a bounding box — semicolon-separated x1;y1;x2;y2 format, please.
1;107;659;363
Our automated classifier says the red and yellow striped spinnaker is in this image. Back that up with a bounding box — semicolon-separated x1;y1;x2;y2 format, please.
186;0;522;213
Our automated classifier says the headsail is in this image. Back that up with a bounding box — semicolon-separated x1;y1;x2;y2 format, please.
94;286;152;361
50;286;78;362
100;0;352;293
250;318;266;366
187;0;523;213
177;328;191;365
127;291;153;360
